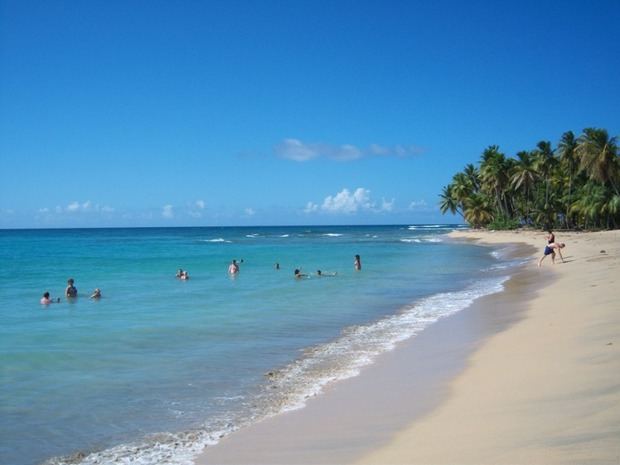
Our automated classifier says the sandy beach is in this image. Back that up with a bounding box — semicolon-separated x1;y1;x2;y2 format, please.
359;229;620;465
195;229;620;465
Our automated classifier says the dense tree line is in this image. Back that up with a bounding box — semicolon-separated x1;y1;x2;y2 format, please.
439;128;619;230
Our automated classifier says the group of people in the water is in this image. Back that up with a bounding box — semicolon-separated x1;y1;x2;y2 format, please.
40;254;362;305
40;278;102;305
180;254;361;282
537;230;566;267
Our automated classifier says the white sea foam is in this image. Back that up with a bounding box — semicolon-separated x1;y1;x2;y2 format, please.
47;276;510;465
322;233;343;237
400;236;442;244
408;224;447;230
202;238;231;243
257;275;510;422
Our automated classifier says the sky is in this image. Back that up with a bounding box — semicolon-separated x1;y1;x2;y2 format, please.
1;0;619;228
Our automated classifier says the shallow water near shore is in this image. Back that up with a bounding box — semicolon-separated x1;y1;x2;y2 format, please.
0;225;520;465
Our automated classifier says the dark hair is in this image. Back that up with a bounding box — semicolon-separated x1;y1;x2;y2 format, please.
44;292;50;298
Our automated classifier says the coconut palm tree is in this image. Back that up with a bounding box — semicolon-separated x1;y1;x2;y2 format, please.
439;184;462;217
463;194;493;228
440;127;618;230
557;131;579;227
533;140;557;210
576;128;619;195
570;182;607;229
479;146;510;217
463;163;480;191
510;151;538;223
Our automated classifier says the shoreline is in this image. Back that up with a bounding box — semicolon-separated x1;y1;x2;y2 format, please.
194;234;564;464
358;229;620;464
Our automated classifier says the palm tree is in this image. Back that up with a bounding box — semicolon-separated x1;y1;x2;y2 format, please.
576;128;619;195
439;127;618;230
557;131;578;227
439;184;463;217
570;182;607;229
510;151;538;223
533;140;557;209
463;194;493;228
480;146;510;217
463;163;480;191
603;194;620;229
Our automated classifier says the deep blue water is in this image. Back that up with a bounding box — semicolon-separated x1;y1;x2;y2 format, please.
0;225;513;465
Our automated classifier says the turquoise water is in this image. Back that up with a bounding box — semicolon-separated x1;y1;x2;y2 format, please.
0;225;515;465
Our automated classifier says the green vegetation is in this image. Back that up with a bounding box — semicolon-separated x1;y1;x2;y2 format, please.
440;128;619;230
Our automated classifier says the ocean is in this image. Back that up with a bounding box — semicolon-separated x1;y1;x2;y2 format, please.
0;225;522;465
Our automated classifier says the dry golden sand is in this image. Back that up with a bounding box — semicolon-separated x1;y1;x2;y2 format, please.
358;229;620;465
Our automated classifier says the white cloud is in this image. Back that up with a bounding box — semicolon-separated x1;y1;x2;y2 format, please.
276;139;423;162
380;198;395;212
244;208;256;216
274;139;320;161
305;188;398;215
409;200;428;210
64;200;97;213
67;201;81;212
304;201;319;213
187;200;206;218
322;188;373;213
162;204;174;219
42;201;115;215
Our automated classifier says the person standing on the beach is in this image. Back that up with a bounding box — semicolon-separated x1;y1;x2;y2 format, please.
546;230;555;244
228;259;239;274
65;278;78;298
538;242;566;267
354;254;362;271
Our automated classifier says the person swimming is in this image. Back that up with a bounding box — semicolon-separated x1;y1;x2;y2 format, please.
228;259;239;274
294;269;308;279
65;278;78;298
90;288;102;299
40;292;60;304
354;254;362;271
316;270;337;277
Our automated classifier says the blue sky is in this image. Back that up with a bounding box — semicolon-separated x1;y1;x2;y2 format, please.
1;0;619;228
